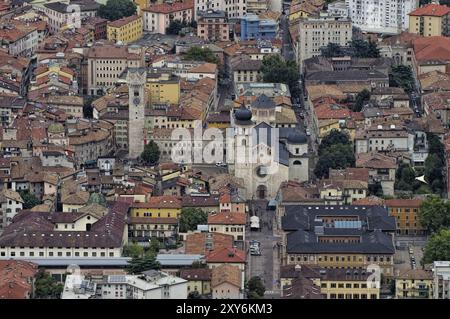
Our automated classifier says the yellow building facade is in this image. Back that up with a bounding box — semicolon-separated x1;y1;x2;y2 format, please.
145;73;180;104
408;4;450;37
107;15;143;44
395;270;433;299
130;196;182;219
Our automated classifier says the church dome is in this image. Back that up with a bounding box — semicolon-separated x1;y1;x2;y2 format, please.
235;105;252;121
287;130;307;144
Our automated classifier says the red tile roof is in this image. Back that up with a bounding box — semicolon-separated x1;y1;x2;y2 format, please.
132;195;182;209
185;232;234;255
208;212;246;225
409;4;450;17
385;199;423;208
108;15;141;28
413;36;450;62
0;260;38;299
143;0;193;14
206;247;246;263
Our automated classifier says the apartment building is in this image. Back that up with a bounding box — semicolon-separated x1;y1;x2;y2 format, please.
433;261;450;299
62;271;187;299
40;1;99;34
345;0;418;34
0;189;24;233
68;120;115;165
0;201;131;259
408;3;450;37
107;15;143;44
207;211;246;242
281;265;381;299
356;152;397;196
240;13;278;40
395;269;433;299
197;10;230;41
143;1;194;34
281;205;396;274
295;13;352;70
130;196;182;219
86;44;144;95
194;0;247;20
385;199;426;235
0;24;38;57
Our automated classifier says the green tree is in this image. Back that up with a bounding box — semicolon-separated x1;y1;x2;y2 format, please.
428;133;445;160
246;276;265;299
395;163;416;192
389;65;416;94
19;190;41;209
122;243;145;258
141;140;160;165
424;154;444;194
183;46;219;64
318;129;351;155
191;261;207;268
34;270;64;299
166;19;185;35
419;197;450;233
314;143;355;179
98;0;137;21
126;253;161;274
178;207;208;233
350;39;380;58
261;54;301;98
353;89;371;112
422;229;450;264
149;238;160;254
320;43;345;58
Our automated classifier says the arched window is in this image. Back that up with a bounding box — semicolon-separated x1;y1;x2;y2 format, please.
293;160;302;165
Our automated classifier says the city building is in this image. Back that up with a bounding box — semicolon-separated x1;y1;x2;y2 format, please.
179;268;212;295
0;201;131;259
281;264;380;299
0;260;38;299
107;15;143;44
240;14;278;41
432;261;450;299
207;212;246;242
408;3;450;37
211;264;243;299
0;189;24;233
385;199;426;235
197;10;230;41
355;153;397;196
0;23;39;57
395;269;433;299
281;205;396;274
143;1;194;34
39;1;99;34
345;0;418;34
295;14;352;70
194;0;247;20
86;44;144;96
130;196;182;220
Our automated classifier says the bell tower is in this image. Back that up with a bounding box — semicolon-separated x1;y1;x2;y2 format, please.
127;68;147;159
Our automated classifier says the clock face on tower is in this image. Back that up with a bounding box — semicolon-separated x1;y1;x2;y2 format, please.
133;97;141;106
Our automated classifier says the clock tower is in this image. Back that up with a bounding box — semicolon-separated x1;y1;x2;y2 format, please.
127;68;147;159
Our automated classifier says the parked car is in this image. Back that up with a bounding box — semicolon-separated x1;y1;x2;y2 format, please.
215;162;227;167
306;129;311;136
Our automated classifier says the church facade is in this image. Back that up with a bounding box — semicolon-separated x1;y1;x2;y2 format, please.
229;94;310;200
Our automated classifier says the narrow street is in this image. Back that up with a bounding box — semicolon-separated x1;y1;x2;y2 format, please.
246;200;281;298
